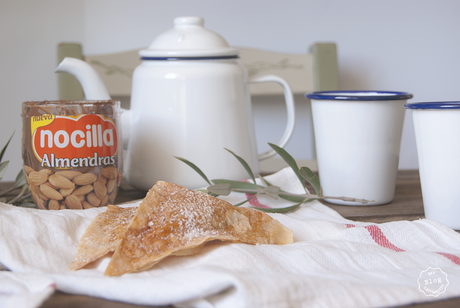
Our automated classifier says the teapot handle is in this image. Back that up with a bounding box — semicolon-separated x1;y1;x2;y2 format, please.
249;75;295;161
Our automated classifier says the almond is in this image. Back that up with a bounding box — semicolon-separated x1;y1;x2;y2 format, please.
48;199;60;210
60;186;75;197
109;191;117;204
39;169;54;176
49;174;74;189
97;172;108;185
55;170;83;180
38;189;50;201
100;166;118;180
28;183;39;195
106;179;117;194
73;173;97;186
28;171;48;186
82;201;94;209
31;191;47;210
66;195;82;210
93;181;107;199
72;185;94;196
42;181;60;190
40;184;63;200
101;194;109;207
23;165;34;175
87;192;101;207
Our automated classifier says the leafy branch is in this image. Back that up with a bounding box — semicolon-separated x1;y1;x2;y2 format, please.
175;143;373;213
0;133;35;207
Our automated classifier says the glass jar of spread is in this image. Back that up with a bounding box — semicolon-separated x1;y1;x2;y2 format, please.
21;100;123;210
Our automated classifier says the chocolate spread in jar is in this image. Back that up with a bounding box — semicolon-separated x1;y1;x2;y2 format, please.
21;100;123;210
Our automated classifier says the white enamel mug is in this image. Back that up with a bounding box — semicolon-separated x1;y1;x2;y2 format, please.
306;91;413;205
406;102;460;230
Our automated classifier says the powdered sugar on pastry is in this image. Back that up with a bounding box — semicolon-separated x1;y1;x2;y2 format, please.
104;181;293;276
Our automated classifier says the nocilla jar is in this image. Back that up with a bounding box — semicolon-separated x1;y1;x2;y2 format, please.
21;100;123;210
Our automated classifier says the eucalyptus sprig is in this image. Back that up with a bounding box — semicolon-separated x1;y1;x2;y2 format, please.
175;143;372;213
0;133;35;207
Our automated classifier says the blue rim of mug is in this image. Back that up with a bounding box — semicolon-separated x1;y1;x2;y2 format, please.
405;102;460;109
305;91;413;101
140;55;239;60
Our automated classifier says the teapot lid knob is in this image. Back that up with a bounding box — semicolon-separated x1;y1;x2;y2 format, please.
174;16;204;27
139;16;239;59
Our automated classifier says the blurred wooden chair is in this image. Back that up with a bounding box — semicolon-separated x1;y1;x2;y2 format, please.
57;42;337;100
57;42;338;172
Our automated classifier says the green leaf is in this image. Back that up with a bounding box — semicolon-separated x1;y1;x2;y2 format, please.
279;194;314;203
261;178;303;202
7;184;29;204
213;178;311;203
207;183;232;196
212;179;261;192
0;132;14;163
17;201;37;208
268;143;308;193
174;156;212;185
196;189;219;197
224;148;256;183
0;161;9;180
259;175;270;186
251;202;302;213
11;169;26;190
233;195;257;207
299;167;322;197
22;196;35;203
0;168;25;198
263;185;280;200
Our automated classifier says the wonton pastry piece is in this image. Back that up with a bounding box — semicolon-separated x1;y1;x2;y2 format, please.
69;205;205;271
104;181;293;276
69;205;137;271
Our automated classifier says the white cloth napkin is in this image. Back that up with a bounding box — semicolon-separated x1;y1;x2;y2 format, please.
1;167;460;308
0;271;54;308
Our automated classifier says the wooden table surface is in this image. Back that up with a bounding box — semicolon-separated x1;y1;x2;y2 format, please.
2;170;458;307
324;170;426;224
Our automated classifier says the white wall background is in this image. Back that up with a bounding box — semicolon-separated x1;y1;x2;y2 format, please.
1;0;460;181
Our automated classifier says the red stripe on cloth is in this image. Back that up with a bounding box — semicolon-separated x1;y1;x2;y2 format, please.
241;180;271;209
436;252;460;266
346;224;460;266
246;194;271;209
364;225;406;252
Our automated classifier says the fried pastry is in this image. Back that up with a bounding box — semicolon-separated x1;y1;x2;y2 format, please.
68;205;137;271
69;205;205;271
104;181;293;276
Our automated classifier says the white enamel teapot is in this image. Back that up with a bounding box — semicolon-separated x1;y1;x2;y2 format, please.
56;16;295;190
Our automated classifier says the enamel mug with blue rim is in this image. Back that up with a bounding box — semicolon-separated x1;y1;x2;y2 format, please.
406;101;460;230
306;91;413;206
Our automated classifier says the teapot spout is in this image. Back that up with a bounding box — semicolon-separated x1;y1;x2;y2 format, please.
55;57;111;100
55;57;131;149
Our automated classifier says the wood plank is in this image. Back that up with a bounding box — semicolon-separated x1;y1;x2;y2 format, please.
57;43;85;100
41;291;170;308
323;170;425;223
309;42;338;91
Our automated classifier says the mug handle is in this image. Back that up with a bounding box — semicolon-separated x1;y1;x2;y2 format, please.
249;75;296;161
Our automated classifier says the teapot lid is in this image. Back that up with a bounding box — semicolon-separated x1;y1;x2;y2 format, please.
139;16;239;59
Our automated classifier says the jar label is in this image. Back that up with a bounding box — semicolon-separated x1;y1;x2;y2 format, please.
31;114;119;168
